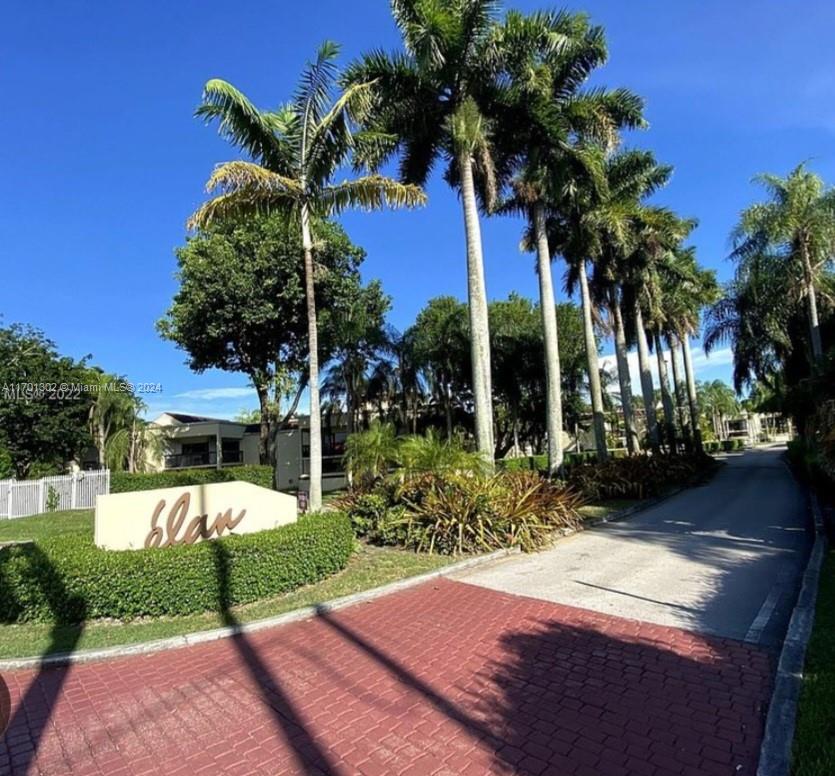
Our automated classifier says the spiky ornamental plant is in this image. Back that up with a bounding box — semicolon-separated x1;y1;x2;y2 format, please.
344;0;558;463
494;9;644;474
190;42;426;510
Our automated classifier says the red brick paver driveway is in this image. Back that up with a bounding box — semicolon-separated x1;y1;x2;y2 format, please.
0;579;772;776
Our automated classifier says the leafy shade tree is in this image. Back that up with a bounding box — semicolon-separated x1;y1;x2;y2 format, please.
190;42;425;510
159;213;366;463
322;279;392;434
0;325;94;477
732;164;835;361
346;0;536;461
489;294;588;459
490;294;546;458
496;9;644;473
408;296;471;438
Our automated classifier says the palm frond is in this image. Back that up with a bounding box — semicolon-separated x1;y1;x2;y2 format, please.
321;175;427;214
196;79;290;169
295;40;340;140
188;162;299;229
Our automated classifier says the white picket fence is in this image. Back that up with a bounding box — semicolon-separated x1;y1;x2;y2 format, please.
0;469;110;519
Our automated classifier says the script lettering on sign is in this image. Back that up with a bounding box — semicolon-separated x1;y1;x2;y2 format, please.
144;492;247;549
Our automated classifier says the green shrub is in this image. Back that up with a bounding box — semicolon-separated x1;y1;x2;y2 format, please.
339;470;583;555
396;429;489;479
343;422;398;488
111;465;274;493
497;451;597;473
395;471;583;554
0;512;353;624
567;453;714;501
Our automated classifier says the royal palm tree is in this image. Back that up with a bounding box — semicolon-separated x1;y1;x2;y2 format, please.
497;9;643;473
662;246;720;451
546;152;668;459
190;42;425;510
345;0;565;461
619;205;692;451
732;164;835;361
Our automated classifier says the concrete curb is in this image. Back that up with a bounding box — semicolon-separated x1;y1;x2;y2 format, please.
756;492;828;776
0;547;519;671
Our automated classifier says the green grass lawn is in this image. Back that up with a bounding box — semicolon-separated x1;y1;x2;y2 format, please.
792;549;835;776
0;510;455;660
0;509;93;542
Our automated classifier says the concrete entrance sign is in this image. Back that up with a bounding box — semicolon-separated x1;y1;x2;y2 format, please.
95;481;297;550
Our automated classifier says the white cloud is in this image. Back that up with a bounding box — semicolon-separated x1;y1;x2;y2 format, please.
172;387;255;401
599;346;733;394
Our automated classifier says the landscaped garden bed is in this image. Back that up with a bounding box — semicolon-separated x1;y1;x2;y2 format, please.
0;508;353;623
337;426;719;555
0;529;455;659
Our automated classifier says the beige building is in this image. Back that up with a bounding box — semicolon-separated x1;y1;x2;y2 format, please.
148;412;348;492
147;413;262;471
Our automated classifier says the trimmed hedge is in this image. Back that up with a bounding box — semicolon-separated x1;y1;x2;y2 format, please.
498;450;601;473
0;512;353;624
703;439;745;453
110;465;274;493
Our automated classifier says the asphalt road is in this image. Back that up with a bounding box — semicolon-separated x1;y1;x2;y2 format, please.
456;446;811;647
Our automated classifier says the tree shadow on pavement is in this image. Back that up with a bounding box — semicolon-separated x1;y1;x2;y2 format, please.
0;544;86;776
315;592;772;776
210;540;341;776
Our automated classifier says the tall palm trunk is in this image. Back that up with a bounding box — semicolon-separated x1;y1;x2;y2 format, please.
578;260;607;461
681;334;703;453
300;202;322;511
533;202;563;475
634;303;659;450
458;152;495;462
654;332;677;452
800;243;824;359
611;290;640;455
669;335;690;447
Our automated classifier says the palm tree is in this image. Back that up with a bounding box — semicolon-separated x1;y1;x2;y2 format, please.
345;1;566;461
190;42;425;510
661;246;720;452
619;204;693;451
732;164;835;361
546;152;669;459
496;10;643;473
697;380;739;440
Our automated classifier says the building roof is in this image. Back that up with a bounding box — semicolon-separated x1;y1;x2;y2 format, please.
164;412;228;424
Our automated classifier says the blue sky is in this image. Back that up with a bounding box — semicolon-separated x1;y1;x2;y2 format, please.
3;1;835;419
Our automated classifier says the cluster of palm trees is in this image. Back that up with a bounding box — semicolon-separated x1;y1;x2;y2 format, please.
706;164;835;394
190;1;718;509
